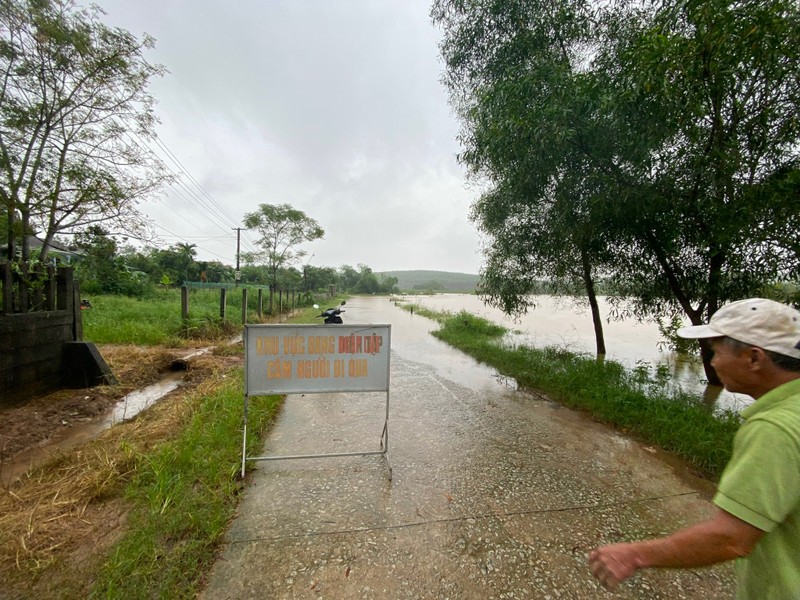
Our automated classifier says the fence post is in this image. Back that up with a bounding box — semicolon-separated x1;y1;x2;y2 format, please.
242;288;248;324
2;262;12;314
72;280;83;341
56;267;69;310
181;286;189;320
269;284;274;314
220;288;227;321
19;262;29;313
257;289;263;318
45;266;57;311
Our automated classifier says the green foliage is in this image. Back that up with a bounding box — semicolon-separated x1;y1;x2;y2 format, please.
379;270;479;293
350;264;398;294
656;314;698;355
91;372;283;598
242;203;325;289
82;289;246;345
74;226;151;297
0;0;168;262
433;0;800;377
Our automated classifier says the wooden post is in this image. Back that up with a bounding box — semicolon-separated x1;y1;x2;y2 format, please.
242;288;248;324
181;286;189;320
72;280;83;341
269;284;274;314
220;288;227;320
2;262;13;314
45;266;57;311
257;289;263;318
279;289;283;315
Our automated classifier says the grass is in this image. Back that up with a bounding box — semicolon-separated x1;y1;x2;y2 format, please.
82;288;311;345
91;371;281;598
406;307;741;479
0;300;331;598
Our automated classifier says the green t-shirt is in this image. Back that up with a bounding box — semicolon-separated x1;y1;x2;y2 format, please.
713;378;800;600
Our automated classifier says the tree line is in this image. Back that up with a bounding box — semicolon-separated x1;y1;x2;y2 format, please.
433;0;800;382
70;224;398;298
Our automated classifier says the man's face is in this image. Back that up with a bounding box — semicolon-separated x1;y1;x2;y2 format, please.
709;338;757;396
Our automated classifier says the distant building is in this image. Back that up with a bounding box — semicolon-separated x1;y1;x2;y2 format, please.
1;235;84;264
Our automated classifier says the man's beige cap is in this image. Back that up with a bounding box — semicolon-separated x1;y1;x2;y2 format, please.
677;298;800;359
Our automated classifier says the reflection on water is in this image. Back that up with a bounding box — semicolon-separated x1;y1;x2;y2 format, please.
402;294;752;412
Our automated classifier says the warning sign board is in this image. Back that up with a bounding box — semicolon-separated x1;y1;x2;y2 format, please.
243;323;391;395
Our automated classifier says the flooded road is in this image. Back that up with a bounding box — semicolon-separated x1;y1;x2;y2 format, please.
405;294;749;411
201;296;735;599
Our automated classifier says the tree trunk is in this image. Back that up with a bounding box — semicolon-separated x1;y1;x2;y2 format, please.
6;208;15;260
699;338;721;386
581;247;606;356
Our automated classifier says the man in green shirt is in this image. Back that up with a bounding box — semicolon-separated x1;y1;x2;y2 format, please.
589;298;800;599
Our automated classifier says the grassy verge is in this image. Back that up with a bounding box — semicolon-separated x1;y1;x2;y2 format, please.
82;288;312;345
1;303;329;598
91;369;281;598
89;305;328;597
408;307;740;480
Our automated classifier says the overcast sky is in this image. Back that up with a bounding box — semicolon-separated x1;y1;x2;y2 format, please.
92;0;483;274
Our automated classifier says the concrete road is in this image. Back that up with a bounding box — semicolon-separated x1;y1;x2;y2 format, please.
201;296;735;599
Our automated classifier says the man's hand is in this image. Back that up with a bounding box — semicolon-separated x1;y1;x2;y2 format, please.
589;543;642;591
588;509;764;591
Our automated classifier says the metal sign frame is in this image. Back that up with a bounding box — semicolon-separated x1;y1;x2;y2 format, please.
241;323;392;480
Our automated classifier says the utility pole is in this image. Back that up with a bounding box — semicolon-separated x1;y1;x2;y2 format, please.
233;227;243;286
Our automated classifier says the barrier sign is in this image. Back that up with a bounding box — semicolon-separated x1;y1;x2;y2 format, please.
244;324;391;395
241;322;393;480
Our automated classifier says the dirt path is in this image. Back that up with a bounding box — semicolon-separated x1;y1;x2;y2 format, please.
201;297;735;599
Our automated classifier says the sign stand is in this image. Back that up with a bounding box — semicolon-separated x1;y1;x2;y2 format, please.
241;323;392;481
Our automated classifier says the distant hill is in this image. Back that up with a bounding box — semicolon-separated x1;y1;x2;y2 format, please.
378;270;479;293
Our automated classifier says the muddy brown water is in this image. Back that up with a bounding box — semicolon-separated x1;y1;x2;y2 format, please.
405;294;748;412
0;347;217;485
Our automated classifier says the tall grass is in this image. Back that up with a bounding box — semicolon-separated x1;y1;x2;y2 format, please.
91;372;282;598
82;288;307;345
418;309;740;479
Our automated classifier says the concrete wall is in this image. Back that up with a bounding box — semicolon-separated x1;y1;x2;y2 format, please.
0;265;84;404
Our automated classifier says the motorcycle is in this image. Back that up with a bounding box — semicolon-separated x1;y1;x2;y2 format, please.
314;300;346;324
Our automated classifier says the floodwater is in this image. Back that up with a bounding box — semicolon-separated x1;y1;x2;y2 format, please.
400;294;750;412
201;294;735;599
0;372;186;485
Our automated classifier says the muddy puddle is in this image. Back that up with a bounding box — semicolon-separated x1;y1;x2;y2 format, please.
1;348;215;485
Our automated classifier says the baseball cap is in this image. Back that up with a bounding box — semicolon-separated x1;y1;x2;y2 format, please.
677;298;800;359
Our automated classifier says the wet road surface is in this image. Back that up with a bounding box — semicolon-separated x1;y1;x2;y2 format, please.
201;297;735;599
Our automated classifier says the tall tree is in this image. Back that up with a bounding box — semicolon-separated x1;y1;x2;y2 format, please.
600;0;800;379
242;203;324;295
434;0;800;381
0;0;168;262
433;0;615;354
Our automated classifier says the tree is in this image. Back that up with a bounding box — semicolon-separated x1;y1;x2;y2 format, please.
303;264;337;293
74;225;146;295
434;0;800;380
599;0;800;379
243;203;324;294
0;0;168;262
337;264;360;291
150;243;199;286
433;0;615;355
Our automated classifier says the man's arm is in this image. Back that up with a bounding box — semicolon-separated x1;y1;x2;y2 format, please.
588;509;764;591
